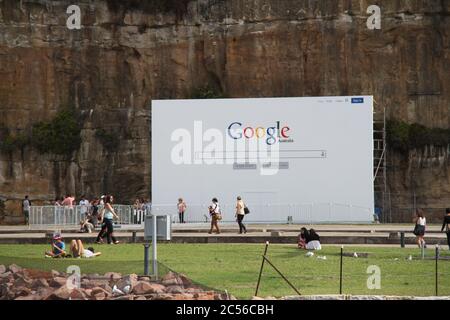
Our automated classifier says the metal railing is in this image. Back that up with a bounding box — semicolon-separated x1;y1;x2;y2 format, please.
29;202;374;227
152;203;374;224
29;205;135;227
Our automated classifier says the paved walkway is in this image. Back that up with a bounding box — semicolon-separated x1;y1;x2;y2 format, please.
0;223;447;245
0;223;447;233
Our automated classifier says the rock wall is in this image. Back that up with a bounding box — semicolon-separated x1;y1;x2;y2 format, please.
387;147;450;222
0;0;449;223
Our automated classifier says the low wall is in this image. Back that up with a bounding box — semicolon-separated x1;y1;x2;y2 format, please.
0;234;446;245
280;295;450;300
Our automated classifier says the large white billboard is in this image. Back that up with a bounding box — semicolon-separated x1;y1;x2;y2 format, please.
152;96;374;223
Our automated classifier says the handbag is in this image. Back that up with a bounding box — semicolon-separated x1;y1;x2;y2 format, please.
212;203;222;220
244;206;250;214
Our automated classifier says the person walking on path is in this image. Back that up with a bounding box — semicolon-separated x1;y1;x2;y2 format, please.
441;208;450;250
177;198;187;223
413;209;426;249
22;195;31;225
95;195;120;244
95;214;108;244
208;198;221;234
235;196;247;234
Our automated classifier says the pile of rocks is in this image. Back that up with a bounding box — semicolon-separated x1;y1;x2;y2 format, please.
0;264;235;300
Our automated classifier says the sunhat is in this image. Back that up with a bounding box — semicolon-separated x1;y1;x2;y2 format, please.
52;233;62;240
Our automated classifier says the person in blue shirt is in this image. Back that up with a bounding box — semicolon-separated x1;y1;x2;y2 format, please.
45;234;66;258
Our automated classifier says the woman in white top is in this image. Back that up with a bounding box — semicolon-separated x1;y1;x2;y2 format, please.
95;195;120;244
208;198;221;234
235;196;247;234
413;209;426;248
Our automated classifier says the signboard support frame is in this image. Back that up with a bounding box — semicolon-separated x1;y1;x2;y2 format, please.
152;212;158;280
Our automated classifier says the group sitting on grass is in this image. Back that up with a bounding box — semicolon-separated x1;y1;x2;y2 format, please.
298;228;322;250
44;233;101;259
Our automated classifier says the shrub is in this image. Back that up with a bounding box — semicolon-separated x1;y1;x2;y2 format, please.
190;86;225;99
386;120;450;151
0;135;16;153
31;109;81;155
0;130;30;154
386;120;410;152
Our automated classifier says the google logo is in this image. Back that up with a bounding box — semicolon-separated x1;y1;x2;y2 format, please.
227;121;291;145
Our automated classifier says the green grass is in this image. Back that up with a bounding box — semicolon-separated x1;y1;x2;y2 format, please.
0;244;449;299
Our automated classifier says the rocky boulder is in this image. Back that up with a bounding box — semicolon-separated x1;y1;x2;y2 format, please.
161;271;183;287
0;265;6;274
31;278;49;290
8;264;22;274
48;277;68;288
0;265;231;301
105;272;122;281
45;286;73;300
115;274;138;293
132;281;165;295
90;287;111;300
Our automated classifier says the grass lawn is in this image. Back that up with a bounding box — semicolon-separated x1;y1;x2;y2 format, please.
0;243;449;299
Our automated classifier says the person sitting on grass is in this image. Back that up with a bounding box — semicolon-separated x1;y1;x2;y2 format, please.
45;234;67;258
305;228;322;250
70;239;101;258
298;227;322;250
79;214;95;233
298;227;309;249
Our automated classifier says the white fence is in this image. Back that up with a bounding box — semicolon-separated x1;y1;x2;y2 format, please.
29;202;374;227
29;205;139;227
151;202;374;224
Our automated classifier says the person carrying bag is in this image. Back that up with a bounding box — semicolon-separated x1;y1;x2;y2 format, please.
235;196;247;234
208;198;221;234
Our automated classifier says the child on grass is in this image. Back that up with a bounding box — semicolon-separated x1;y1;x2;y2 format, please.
45;233;66;258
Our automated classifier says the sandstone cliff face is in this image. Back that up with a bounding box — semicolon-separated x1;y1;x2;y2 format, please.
0;0;449;223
